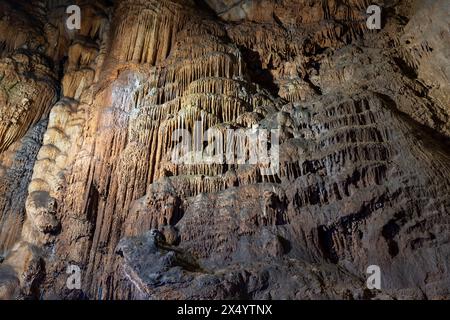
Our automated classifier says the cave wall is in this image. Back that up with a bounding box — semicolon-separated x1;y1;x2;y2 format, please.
0;0;449;300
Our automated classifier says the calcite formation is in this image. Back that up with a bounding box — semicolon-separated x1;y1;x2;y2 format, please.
0;0;449;300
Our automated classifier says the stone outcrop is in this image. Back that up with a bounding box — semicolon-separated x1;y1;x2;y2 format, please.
0;0;449;300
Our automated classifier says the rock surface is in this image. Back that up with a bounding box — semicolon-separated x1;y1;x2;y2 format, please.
0;0;449;300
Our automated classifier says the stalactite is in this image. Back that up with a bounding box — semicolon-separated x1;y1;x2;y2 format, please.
1;0;449;301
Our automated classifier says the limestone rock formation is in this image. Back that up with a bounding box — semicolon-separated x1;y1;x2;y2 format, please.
0;0;449;300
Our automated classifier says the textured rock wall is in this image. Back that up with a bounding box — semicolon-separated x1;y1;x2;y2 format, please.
0;0;449;300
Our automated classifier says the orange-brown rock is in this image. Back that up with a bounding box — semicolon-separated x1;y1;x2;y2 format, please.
0;0;449;300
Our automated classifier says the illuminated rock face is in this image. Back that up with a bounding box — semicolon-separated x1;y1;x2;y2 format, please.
0;0;449;300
